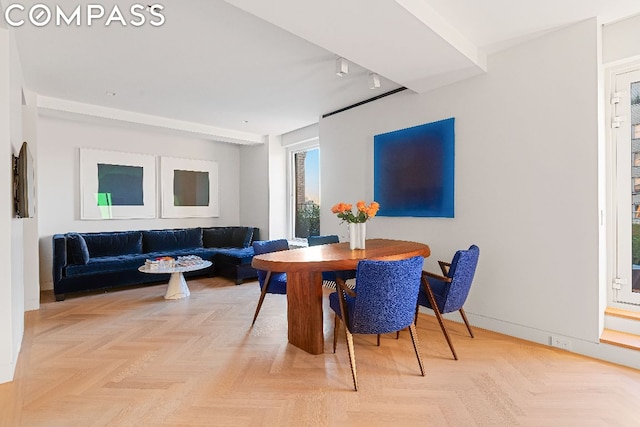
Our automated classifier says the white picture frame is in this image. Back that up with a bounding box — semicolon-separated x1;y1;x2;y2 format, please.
160;156;219;218
80;148;156;220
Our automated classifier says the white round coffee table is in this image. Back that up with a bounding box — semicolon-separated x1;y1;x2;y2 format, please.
138;260;212;300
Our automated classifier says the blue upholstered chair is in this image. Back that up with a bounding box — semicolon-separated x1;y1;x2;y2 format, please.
329;256;425;391
307;235;356;289
251;239;289;326
307;235;339;247
417;245;480;360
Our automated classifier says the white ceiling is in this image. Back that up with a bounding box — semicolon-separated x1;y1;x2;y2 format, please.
5;0;640;143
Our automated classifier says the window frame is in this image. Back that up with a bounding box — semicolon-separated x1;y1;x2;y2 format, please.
286;141;320;243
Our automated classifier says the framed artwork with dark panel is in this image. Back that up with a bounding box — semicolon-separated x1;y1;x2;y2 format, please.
374;117;455;218
161;156;219;218
97;163;144;206
80;148;156;219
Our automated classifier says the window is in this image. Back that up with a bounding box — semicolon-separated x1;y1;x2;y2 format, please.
292;148;320;239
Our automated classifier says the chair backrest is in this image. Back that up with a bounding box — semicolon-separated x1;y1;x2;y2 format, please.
307;235;339;246
252;239;289;285
442;245;480;313
350;256;424;335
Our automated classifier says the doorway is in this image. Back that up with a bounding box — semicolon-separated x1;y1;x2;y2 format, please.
613;68;640;305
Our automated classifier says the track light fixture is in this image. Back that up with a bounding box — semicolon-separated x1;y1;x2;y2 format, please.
333;56;382;89
335;57;349;76
368;72;381;89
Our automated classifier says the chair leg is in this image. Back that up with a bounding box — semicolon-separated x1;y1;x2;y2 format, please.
251;272;272;326
423;277;458;360
333;313;340;353
376;331;399;345
345;329;358;391
432;306;458;360
459;308;474;338
335;283;357;390
408;323;425;376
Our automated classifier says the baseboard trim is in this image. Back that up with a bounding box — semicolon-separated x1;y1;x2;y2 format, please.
417;308;640;370
0;361;16;385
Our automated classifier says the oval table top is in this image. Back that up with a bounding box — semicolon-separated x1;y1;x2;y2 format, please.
252;238;430;273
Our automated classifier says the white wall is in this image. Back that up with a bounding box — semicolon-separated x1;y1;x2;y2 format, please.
238;134;290;242
603;14;640;65
0;27;14;384
320;19;611;360
1;27;27;384
240;142;270;240
267;135;287;239
37;115;244;289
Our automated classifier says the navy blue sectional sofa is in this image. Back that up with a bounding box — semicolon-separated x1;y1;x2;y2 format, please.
52;226;260;301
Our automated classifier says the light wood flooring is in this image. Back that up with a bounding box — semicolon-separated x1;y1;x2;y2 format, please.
2;276;640;426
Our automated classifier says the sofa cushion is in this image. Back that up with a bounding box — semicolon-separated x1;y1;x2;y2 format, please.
83;231;143;258
215;247;255;265
143;228;202;253
67;233;90;265
230;227;254;248
66;254;149;276
203;227;233;248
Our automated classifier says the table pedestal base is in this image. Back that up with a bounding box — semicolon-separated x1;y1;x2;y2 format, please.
164;272;191;300
287;271;324;354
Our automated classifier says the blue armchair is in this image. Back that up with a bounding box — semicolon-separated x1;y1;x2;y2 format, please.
329;256;425;391
307;235;356;289
417;244;480;360
251;239;289;326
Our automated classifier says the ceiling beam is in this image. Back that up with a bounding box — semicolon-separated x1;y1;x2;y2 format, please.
224;0;486;94
37;96;265;145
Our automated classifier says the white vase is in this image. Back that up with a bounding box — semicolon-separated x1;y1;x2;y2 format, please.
349;222;366;250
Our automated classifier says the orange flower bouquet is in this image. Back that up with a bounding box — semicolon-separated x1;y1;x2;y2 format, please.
331;201;379;249
331;200;380;224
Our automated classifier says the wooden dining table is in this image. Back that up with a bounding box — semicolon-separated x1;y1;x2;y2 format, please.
251;238;431;355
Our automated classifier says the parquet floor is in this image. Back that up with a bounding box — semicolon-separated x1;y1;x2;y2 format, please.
2;277;640;426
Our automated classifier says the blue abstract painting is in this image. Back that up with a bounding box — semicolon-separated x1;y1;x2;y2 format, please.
374;117;455;217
